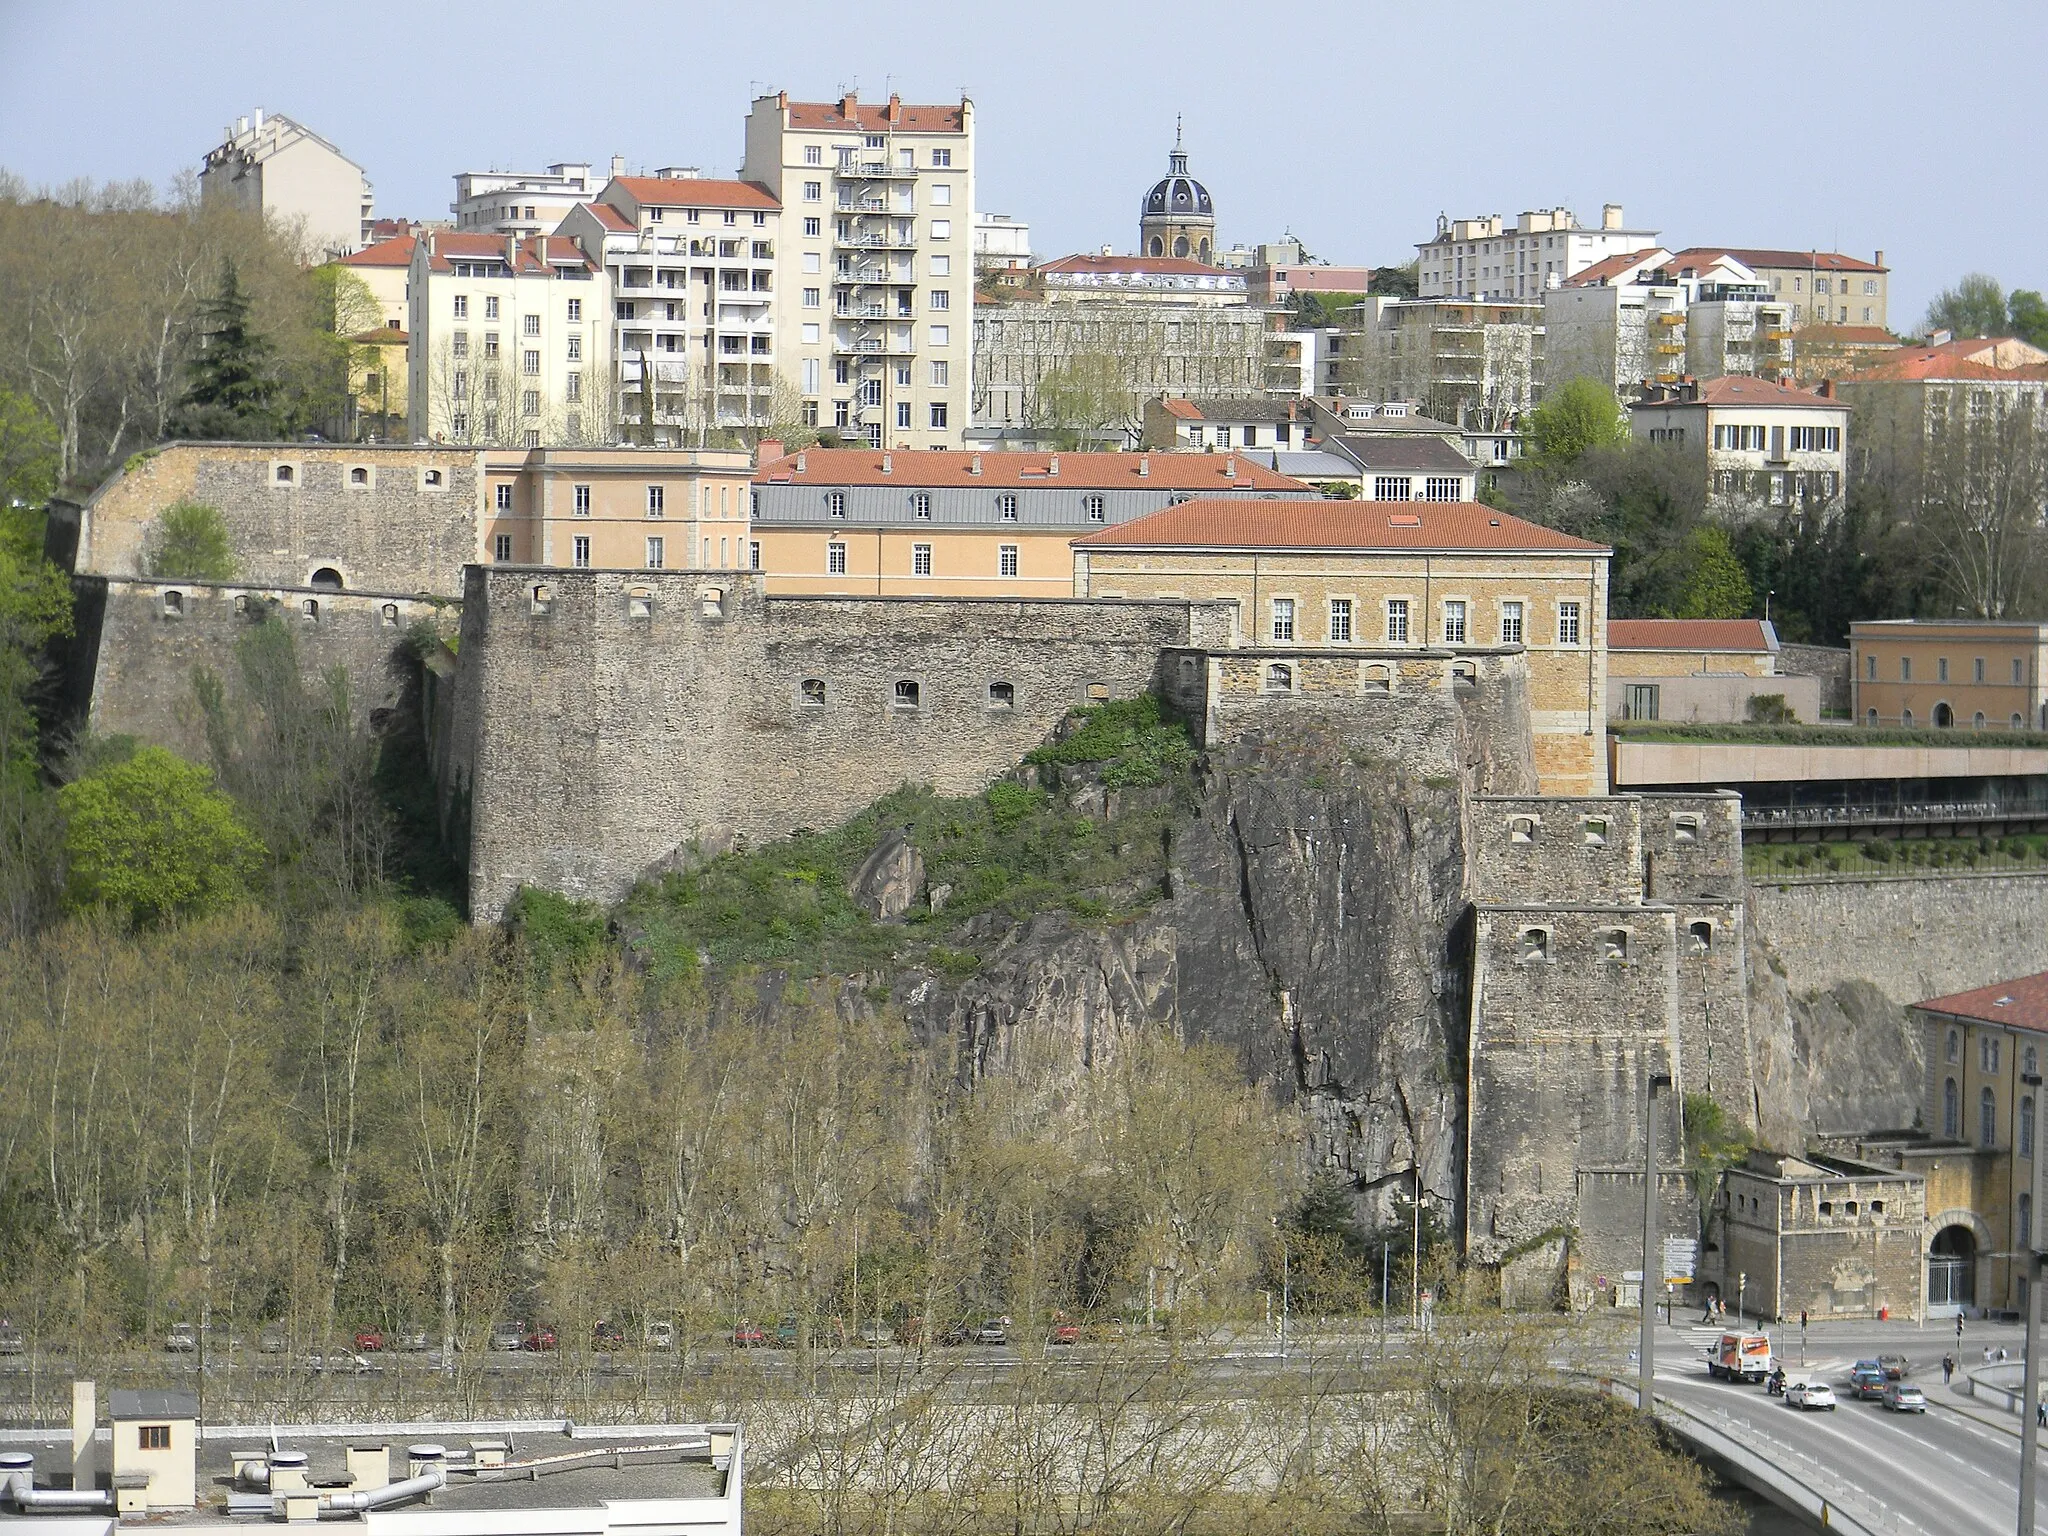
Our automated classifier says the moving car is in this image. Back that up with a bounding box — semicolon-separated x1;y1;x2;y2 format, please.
1049;1314;1081;1346
644;1320;676;1351
773;1316;802;1349
395;1330;430;1352
1882;1381;1927;1413
1849;1361;1887;1401
732;1320;767;1348
522;1325;557;1352
1707;1331;1773;1383
353;1327;385;1352
1877;1354;1911;1380
591;1320;625;1351
975;1317;1010;1346
489;1321;525;1352
165;1322;198;1354
0;1323;23;1356
1786;1380;1837;1411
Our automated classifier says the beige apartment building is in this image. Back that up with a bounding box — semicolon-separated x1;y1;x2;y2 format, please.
1631;376;1849;509
741;91;975;449
1338;296;1544;433
407;232;611;449
1071;497;1613;793
1851;619;2048;732
337;236;414;441
749;446;1311;597
482;446;756;571
1416;204;1659;302
1832;336;2048;499
199;109;373;261
1673;247;1889;331
555;173;783;442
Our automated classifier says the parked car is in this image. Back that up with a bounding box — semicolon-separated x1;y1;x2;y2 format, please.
975;1317;1010;1346
258;1327;287;1354
773;1316;801;1349
0;1323;23;1356
644;1320;676;1351
1049;1314;1081;1347
1882;1380;1927;1412
1786;1380;1837;1411
856;1319;891;1348
522;1325;557;1352
489;1321;525;1352
353;1327;386;1352
732;1320;767;1348
1877;1354;1911;1380
591;1320;625;1352
395;1330;430;1352
1849;1361;1887;1400
165;1322;197;1354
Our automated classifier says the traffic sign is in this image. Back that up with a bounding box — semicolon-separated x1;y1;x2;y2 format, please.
1663;1237;1699;1280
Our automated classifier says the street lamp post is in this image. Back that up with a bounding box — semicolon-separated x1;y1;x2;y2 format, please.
2022;1250;2042;1536
1641;1070;1672;1413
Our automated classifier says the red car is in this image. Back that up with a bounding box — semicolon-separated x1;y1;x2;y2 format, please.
522;1326;557;1352
732;1320;767;1347
352;1327;385;1352
1049;1315;1080;1346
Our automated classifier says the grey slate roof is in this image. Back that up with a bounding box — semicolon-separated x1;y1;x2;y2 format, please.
1327;434;1476;474
109;1389;200;1419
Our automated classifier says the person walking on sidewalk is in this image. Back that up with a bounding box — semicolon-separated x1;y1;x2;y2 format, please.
1944;1353;1956;1385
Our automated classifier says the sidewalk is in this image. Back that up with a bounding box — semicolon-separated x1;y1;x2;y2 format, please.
1932;1375;2031;1438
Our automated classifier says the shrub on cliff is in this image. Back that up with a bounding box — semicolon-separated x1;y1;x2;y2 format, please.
1026;694;1192;787
59;745;263;925
147;499;237;581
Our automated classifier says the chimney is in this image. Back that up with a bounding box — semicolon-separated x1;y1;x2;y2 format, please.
1224;455;1236;479
888;94;902;126
1875;249;1885;270
1602;203;1623;230
1138;454;1150;477
969;453;983;476
611;154;626;178
881;452;893;474
794;451;807;473
506;233;519;268
237;115;249;136
253;108;264;130
1047;454;1059;476
72;1380;96;1492
756;438;784;467
840;91;858;120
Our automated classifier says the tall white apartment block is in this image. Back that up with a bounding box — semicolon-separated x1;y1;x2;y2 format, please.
1417;205;1659;303
407;232;611;448
199;108;373;261
556;173;782;444
452;163;599;234
742;91;974;449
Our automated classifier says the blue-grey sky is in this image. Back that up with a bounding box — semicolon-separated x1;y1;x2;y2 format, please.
3;0;2041;326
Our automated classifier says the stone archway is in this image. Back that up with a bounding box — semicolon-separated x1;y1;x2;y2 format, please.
1927;1207;1993;1314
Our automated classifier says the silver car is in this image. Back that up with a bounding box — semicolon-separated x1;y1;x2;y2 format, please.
489;1321;525;1352
165;1322;197;1353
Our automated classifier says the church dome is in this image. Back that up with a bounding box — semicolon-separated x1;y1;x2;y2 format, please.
1142;150;1213;223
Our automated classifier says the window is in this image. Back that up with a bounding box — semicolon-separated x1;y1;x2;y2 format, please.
988;680;1014;709
564;372;581;404
523;349;540;376
802;322;820;344
827;491;847;519
1386;599;1410;643
1601;929;1629;963
453;295;469;319
1442;600;1467;644
1944;1077;1960;1137
1901;656;1912;681
1867;654;1878;681
750;541;761;570
997;493;1019;521
2026;1096;2037;1160
1500;600;1524;644
1214;427;1231;448
1583;816;1609;846
522;314;540;337
1673;814;1700;843
647;484;665;516
483;334;501;361
1363;664;1391;694
1558;601;1582;646
1265;662;1294;694
422;468;444;488
897;401;913;429
1518;928;1550;964
930;402;949;428
803;286;820;308
1624;682;1660;720
998;544;1019;578
803;216;822;237
893;679;920;709
1329;598;1353;642
1423;476;1461;501
912;543;932;576
1688;919;1713;953
1373;475;1412;501
1509;816;1537;844
804;144;822;165
139;1425;171;1451
932;148;952;167
645;536;665;569
1983;1085;1999;1149
495;484;514;511
1939;657;1950;683
495;533;512;562
931;360;949;386
929;324;950;346
274;463;295;484
827;540;847;575
1083;493;1106;522
931;220;951;240
930;289;950;310
161;589;184;617
2024;1192;2035;1248
566;297;581;322
930;255;951;276
522;389;539;416
1271;597;1295;641
804;181;822;201
800;677;826;707
485;296;500;320
1983;1035;2002;1074
572;536;590;568
451;331;469;360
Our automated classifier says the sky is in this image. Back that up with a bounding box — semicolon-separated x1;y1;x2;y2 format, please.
3;0;2044;327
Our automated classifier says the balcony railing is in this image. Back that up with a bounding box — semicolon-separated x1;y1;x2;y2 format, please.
835;231;918;251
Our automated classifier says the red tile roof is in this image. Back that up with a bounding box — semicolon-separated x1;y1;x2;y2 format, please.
1914;972;2048;1034
1609;619;1774;652
341;235;415;268
784;95;966;133
1797;325;1899;347
575;201;635;232
606;176;779;211
1038;254;1225;278
1673;246;1886;274
1563;250;1672;287
1072;497;1610;554
1161;399;1203;421
1835;336;2048;384
421;232;598;275
1635;376;1845;409
755;449;1311;493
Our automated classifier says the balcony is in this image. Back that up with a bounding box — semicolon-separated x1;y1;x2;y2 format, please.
1655;342;1685;356
839;159;917;181
835;230;917;251
832;333;917;358
1656;312;1684;326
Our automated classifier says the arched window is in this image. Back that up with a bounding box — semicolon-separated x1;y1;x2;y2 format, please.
893;679;920;709
1903;708;1914;727
349;466;369;485
2023;1193;2035;1251
1982;1085;1998;1148
301;598;320;621
1867;708;1879;727
2016;714;2026;731
2024;1095;2036;1160
162;590;184;617
380;603;399;626
1517;927;1549;964
1689;919;1714;953
1948;1029;1961;1063
1974;711;1987;728
1197;237;1211;263
1944;1077;1959;1137
626;588;653;619
274;463;295;484
1148;236;1163;257
311;567;344;590
1264;663;1293;694
1363;663;1391;695
1601;929;1629;963
987;680;1015;710
1509;816;1537;845
1173;235;1190;258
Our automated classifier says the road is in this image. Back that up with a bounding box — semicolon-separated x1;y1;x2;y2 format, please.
1645;1317;2044;1535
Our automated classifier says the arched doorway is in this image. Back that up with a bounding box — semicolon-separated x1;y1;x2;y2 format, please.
1934;701;1954;728
310;567;345;591
1929;1224;1976;1312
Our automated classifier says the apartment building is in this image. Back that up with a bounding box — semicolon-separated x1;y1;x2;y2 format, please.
452;162;599;234
337;235;414;440
481;446;756;570
741;91;975;449
1850;620;2048;732
1543;248;1684;397
1139;396;1311;452
749;446;1312;597
974;212;1032;272
555;172;783;443
1337;296;1543;434
198;108;373;260
1070;497;1613;794
1831;336;2048;498
1672;247;1889;331
1416;204;1659;302
406;232;610;448
1630;377;1848;508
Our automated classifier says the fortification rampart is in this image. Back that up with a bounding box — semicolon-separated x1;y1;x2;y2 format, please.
452;568;1237;919
79;442;480;595
84;578;449;758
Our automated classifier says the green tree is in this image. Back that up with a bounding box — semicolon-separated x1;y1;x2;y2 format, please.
0;389;58;507
1027;350;1139;449
59;745;263;925
2008;289;2048;351
1924;272;2009;338
1671;524;1754;619
1523;378;1626;473
146;499;237;580
173;260;278;440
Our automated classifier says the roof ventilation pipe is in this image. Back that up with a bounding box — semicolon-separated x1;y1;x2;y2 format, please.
316;1463;445;1515
1;1453;118;1512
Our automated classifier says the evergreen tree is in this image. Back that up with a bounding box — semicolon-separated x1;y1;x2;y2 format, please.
173;260;279;440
